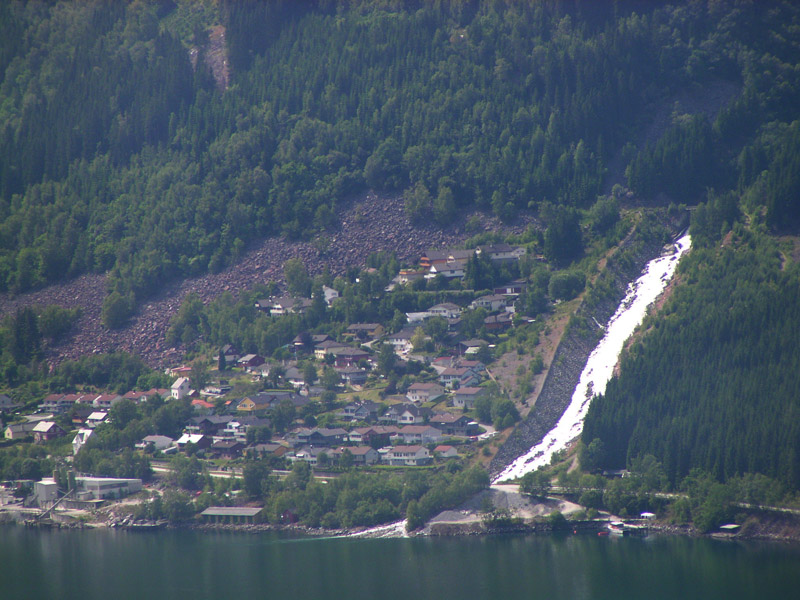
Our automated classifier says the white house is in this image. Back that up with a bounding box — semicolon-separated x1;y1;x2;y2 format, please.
322;285;340;306
171;377;191;400
384;445;432;466
392;425;443;445
425;260;467;280
427;303;462;319
86;411;108;428
406;382;446;404
72;428;94;455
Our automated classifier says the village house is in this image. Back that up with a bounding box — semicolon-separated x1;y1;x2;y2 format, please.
428;303;462;319
313;339;350;360
135;435;174;452
406;382;446;404
263;296;312;316
393;269;426;286
72;428;93;455
247;443;289;459
331;445;381;466
171;377;192;400
4;421;38;440
41;394;76;414
392;424;443;445
457;339;489;356
337;401;381;422
419;249;475;270
32;421;65;444
439;367;480;389
237;354;266;372
335;366;369;387
429;413;478;437
286;427;349;448
191;398;215;412
457;359;485;373
484;312;513;331
93;394;122;410
138;389;170;403
425;259;467;280
348;426;398;446
380;404;432;425
494;279;528;296
70;405;94;427
345;323;384;340
237;391;308;412
476;243;526;263
384;445;432;466
292;333;332;351
186;415;232;436
322;285;340;305
434;445;459;459
222;416;270;443
328;346;370;368
290;446;332;466
0;394;19;412
452;386;486;410
209;440;245;460
470;294;509;312
86;411;108;428
214;344;241;364
383;327;416;354
175;433;212;452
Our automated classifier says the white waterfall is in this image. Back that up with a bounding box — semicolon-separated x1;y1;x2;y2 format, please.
493;233;692;483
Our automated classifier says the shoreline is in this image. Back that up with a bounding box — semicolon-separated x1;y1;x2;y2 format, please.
4;505;800;546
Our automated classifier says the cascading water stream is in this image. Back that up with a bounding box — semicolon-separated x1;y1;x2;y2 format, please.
493;233;692;483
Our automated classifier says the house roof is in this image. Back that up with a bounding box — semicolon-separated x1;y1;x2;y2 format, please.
201;507;263;517
389;445;427;453
397;425;441;434
408;382;444;391
32;421;61;433
454;386;485;396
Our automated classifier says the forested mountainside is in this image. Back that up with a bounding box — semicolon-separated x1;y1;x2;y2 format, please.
0;0;797;327
583;228;800;490
1;0;800;502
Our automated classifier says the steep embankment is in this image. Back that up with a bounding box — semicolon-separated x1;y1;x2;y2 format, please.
489;213;687;478
0;193;533;368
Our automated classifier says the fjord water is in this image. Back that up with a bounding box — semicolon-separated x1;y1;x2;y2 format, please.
2;527;799;600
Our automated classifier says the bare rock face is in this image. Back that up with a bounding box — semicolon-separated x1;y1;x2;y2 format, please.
0;192;535;368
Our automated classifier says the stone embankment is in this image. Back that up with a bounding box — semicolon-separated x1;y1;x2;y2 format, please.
489;213;688;478
0;192;534;368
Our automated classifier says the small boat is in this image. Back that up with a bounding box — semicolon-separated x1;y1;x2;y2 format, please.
607;521;626;536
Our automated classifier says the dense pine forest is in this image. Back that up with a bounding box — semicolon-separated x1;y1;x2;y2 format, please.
0;0;796;320
1;0;800;505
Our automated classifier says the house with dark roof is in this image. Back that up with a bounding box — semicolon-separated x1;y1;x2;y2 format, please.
452;386;486;410
345;323;384;340
429;413;479;437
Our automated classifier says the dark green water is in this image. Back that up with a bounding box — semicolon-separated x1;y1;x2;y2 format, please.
1;526;799;600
